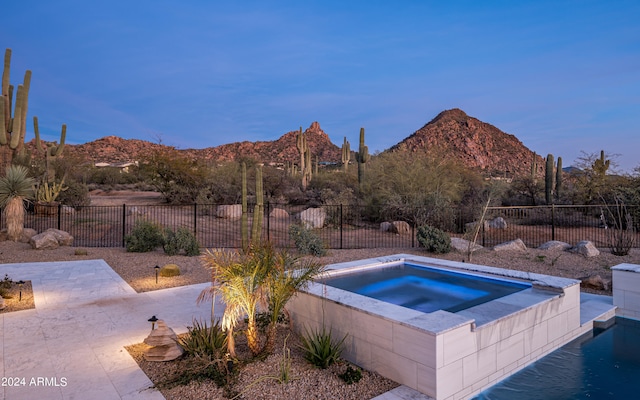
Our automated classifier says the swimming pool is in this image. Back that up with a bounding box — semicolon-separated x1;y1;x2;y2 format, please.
475;317;640;399
321;262;530;313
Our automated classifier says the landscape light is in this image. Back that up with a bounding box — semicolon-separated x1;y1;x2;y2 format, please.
148;315;158;330
17;280;25;301
154;265;160;284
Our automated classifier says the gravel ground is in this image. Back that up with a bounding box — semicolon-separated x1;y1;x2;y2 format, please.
2;239;640;399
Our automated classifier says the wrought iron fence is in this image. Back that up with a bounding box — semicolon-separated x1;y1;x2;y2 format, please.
6;203;640;249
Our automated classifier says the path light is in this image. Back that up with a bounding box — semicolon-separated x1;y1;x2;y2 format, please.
17;280;25;301
154;265;160;284
148;315;158;330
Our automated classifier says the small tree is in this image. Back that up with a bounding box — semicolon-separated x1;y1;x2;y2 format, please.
0;165;35;241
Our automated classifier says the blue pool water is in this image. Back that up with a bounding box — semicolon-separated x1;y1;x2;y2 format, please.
475;317;640;399
322;263;530;313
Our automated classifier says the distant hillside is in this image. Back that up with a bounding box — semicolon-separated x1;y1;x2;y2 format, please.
389;108;543;177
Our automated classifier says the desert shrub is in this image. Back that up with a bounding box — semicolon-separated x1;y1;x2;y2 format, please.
125;220;165;252
179;319;227;358
163;227;200;256
288;223;326;256
56;179;90;208
298;325;346;369
339;366;362;384
159;264;181;277
417;225;451;253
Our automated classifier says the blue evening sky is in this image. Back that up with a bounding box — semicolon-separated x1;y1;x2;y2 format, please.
2;0;639;171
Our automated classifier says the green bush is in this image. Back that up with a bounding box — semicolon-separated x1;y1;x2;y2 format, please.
56;179;90;209
288;223;326;257
339;366;362;384
124;220;165;252
416;225;451;253
298;325;346;369
163;227;200;256
179;319;227;358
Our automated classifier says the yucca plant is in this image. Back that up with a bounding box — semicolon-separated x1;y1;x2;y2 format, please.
179;319;227;357
299;324;347;369
0;165;35;241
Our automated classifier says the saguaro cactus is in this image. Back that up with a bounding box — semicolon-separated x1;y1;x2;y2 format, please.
341;136;350;173
545;154;554;204
1;49;32;171
34;116;67;182
251;164;264;245
555;156;562;200
241;162;248;251
296;127;312;190
593;150;610;176
355;127;370;185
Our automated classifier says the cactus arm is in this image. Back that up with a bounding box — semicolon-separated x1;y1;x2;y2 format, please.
555;156;562;199
341;136;350;172
0;96;6;145
53;124;66;156
2;49;10;131
545;154;554;204
33;116;43;152
9;85;23;149
355;127;370;184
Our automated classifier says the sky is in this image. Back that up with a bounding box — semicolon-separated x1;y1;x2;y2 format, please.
2;0;639;171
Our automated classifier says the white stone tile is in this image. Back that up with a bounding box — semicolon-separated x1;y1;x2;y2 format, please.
442;324;476;365
392;323;436;366
371;346;418;388
435;359;463;400
461;344;497;387
496;331;525;370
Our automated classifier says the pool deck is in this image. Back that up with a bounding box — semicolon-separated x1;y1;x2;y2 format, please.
0;259;616;400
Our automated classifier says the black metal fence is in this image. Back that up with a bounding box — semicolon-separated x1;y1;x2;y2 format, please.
7;203;639;249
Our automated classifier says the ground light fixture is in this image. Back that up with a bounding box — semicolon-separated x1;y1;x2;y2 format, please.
154;265;160;284
17;280;25;301
148;315;158;330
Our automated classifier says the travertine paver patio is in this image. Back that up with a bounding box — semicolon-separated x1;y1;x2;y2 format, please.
0;259;429;400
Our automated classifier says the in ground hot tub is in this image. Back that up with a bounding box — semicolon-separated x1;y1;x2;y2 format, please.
288;254;587;400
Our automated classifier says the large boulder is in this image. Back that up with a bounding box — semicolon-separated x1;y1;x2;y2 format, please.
572;240;600;257
216;204;243;219
580;274;608;291
450;237;483;253
143;320;184;361
486;217;508;229
159;264;181;277
269;208;289;219
493;238;527;252
390;221;411;235
299;207;326;229
538;240;572;251
29;229;74;250
20;228;38;243
380;221;393;232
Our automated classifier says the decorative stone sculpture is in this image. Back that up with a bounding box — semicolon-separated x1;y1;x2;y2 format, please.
143;320;184;361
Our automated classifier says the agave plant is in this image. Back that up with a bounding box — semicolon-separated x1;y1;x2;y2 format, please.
0;165;35;241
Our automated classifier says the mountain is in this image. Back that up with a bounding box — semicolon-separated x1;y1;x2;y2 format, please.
31;110;543;177
389;108;542;177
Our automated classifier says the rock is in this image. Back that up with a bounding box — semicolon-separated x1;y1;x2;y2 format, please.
380;222;393;232
20;228;37;243
0;296;4;310
300;207;326;229
390;221;411;235
269;208;289;219
127;206;145;216
216;204;243;219
450;237;483;253
538;240;572;251
487;217;507;229
580;274;607;291
29;229;74;249
159;264;181;277
572;240;600;257
493;238;527;252
143;320;184;362
61;205;76;215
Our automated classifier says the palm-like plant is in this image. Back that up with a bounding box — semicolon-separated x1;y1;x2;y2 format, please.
198;243;324;358
0;165;35;241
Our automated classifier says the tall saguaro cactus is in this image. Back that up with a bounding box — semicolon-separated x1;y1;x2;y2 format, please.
555;156;562;201
545;154;554;204
355;127;370;185
34;116;67;182
296;127;312;190
251;164;264;244
341;136;350;173
1;49;32;171
241;162;249;251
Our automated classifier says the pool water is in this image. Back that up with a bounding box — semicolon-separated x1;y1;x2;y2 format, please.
321;262;530;313
475;317;640;399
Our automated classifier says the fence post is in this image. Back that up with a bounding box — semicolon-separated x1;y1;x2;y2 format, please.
340;204;343;249
193;203;197;236
551;204;555;241
57;203;62;230
122;204;126;248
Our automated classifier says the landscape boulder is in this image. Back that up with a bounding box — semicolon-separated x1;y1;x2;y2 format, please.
486;217;508;229
450;237;483;253
493;238;527;252
390;221;411;235
299;207;326;229
380;222;393;232
143;320;184;362
571;240;600;257
61;205;76;215
270;208;289;219
216;204;243;220
580;274;607;291
159;264;181;277
538;240;572;251
29;229;74;250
